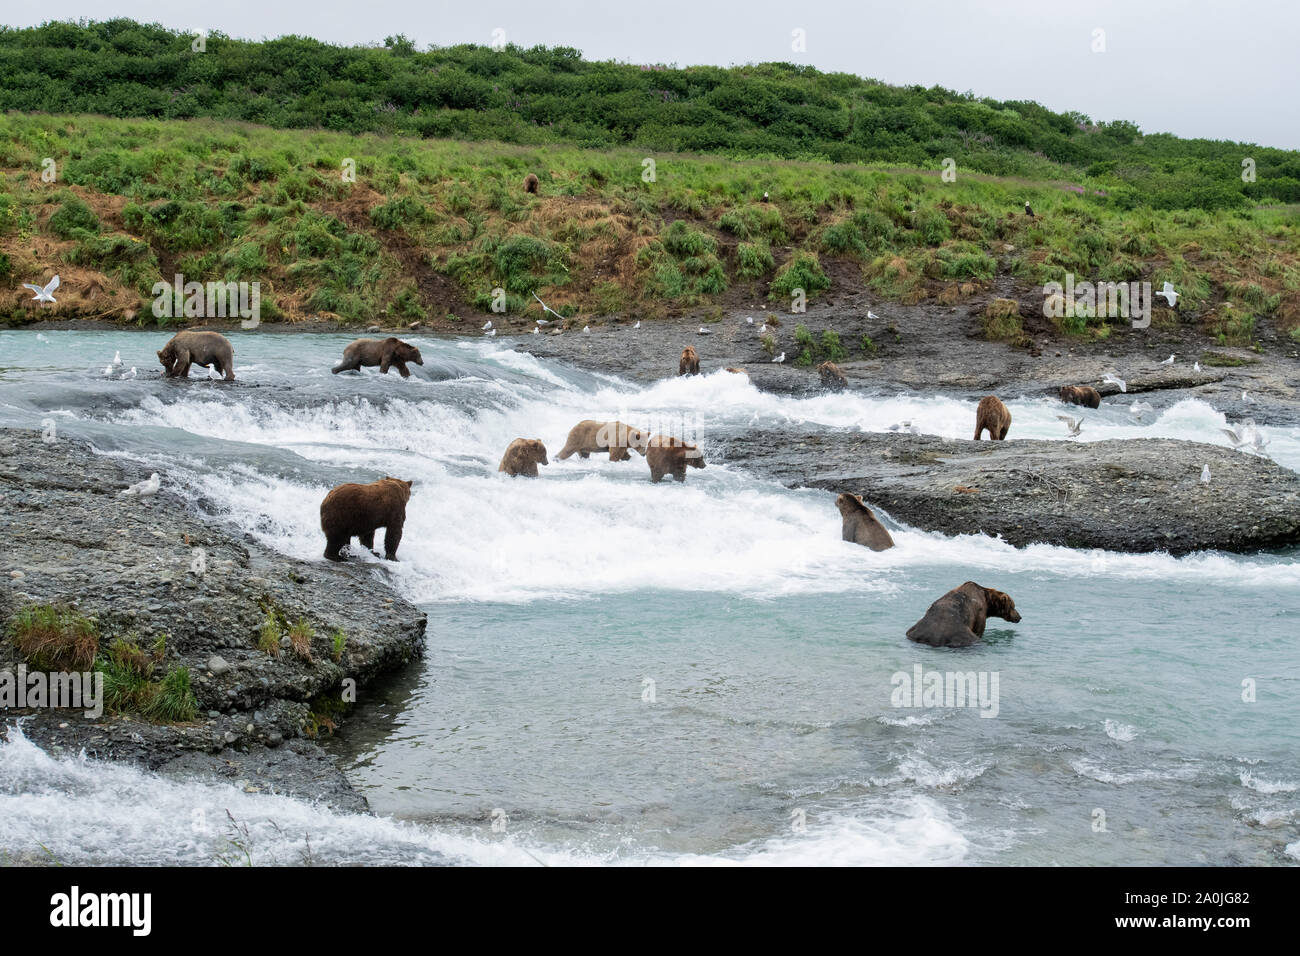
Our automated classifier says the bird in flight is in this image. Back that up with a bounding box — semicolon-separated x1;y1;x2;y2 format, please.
23;274;59;304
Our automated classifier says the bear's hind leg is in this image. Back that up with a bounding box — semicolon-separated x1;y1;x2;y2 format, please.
383;523;403;561
359;529;379;556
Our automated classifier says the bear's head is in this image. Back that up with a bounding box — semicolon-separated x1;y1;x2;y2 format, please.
380;476;414;502
835;493;871;518
394;339;424;366
683;443;705;468
622;425;650;455
157;342;177;369
1058;386;1075;401
985;588;1021;623
522;439;548;466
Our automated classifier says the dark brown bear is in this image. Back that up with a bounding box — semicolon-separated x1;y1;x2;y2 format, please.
906;582;1022;648
157;330;235;381
835;493;894;551
818;361;848;390
331;338;424;378
679;346;700;376
1059;385;1102;409
645;435;706;483
973;395;1011;441
320;477;413;562
555;420;649;462
524;173;540;194
498;438;549;477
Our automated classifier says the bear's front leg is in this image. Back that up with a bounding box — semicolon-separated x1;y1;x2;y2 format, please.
395;361;410;378
383;522;403;561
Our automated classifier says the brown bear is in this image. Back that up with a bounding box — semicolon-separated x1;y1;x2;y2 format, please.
320;477;413;562
1059;385;1102;409
906;581;1022;648
157;330;236;381
835;493;895;551
818;361;848;390
524;173;540;194
331;337;424;378
645;435;706;483
973;395;1011;441
679;346;700;376
724;367;748;376
498;438;549;477
555;420;649;462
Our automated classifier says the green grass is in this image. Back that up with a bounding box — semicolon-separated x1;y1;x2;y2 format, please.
6;604;98;670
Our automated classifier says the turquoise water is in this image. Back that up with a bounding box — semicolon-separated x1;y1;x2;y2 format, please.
0;329;1297;865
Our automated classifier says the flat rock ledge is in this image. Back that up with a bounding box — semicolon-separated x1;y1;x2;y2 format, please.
716;428;1300;555
0;428;427;812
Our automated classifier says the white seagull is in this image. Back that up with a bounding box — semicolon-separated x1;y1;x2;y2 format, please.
22;275;59;304
532;292;565;322
1242;390;1256;404
697;326;711;335
531;327;539;335
1057;415;1083;437
583;326;590;334
1102;372;1127;393
867;310;880;320
1156;282;1179;307
122;473;161;497
535;318;550;326
1200;464;1211;485
124;367;137;379
758;324;768;335
111;350;123;368
772;352;785;363
746;316;754;324
1160;354;1175;366
633;321;641;329
484;328;496;337
482;320;492;331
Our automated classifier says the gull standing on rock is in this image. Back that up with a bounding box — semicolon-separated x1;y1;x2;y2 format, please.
1160;355;1175;366
122;473;161;497
773;352;785;363
1200;465;1211;485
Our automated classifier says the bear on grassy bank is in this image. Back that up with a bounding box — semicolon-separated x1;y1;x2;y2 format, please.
320;477;413;562
555;420;649;462
679;346;700;376
1058;385;1102;408
498;438;549;477
524;173;540;194
906;582;1022;648
835;493;895;551
646;435;706;483
157;330;236;381
973;395;1011;440
331;338;424;378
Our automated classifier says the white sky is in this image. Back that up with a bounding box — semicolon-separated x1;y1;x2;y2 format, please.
6;0;1298;150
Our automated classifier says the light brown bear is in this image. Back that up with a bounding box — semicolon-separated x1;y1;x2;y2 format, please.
906;581;1022;648
835;493;895;551
645;435;706;483
724;367;748;376
1059;385;1102;409
498;438;549;477
157;330;236;381
679;346;700;376
973;395;1011;441
555;420;649;462
524;173;540;194
320;477;413;562
331;337;424;378
818;361;848;390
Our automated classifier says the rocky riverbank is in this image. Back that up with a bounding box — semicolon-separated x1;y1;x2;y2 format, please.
0;429;426;811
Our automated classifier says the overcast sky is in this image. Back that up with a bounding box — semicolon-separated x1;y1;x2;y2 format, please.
7;0;1298;150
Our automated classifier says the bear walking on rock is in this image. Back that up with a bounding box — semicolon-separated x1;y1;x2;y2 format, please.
499;438;549;477
835;493;894;551
973;395;1011;441
157;330;236;381
556;420;649;462
646;435;705;483
1058;385;1102;409
320;477;413;562
906;582;1022;648
679;346;700;376
332;338;424;378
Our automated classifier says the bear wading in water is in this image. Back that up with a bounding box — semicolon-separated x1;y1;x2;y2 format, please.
498;438;549;477
555;420;649;462
645;434;705;483
331;338;424;378
679;346;700;376
818;361;848;390
906;581;1022;648
973;395;1011;440
157;330;236;381
835;493;895;551
320;477;413;562
1058;385;1102;409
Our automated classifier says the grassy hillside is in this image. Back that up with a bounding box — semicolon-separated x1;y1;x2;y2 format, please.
2;19;1299;213
2;113;1298;344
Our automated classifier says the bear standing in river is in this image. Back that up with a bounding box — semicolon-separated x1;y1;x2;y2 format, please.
835;493;895;551
906;582;1022;647
973;395;1011;440
331;338;424;377
646;435;706;483
555;420;649;462
157;330;236;381
320;477;413;562
1058;385;1102;408
679;346;700;376
498;438;549;477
